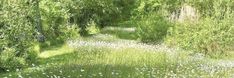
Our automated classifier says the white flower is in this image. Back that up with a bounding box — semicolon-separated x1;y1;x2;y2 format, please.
18;74;23;78
16;69;19;72
81;69;85;72
99;72;102;75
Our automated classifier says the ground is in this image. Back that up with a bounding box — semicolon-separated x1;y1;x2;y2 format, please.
0;27;234;78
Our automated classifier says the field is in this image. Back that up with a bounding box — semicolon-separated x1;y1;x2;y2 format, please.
0;27;233;78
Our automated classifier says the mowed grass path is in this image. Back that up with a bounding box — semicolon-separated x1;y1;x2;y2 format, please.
0;27;234;78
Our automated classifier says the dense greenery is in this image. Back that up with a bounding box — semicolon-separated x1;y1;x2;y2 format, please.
0;0;38;71
166;0;234;57
136;14;172;43
0;0;234;77
133;0;234;57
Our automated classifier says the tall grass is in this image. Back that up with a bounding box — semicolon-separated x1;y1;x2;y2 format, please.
0;44;233;78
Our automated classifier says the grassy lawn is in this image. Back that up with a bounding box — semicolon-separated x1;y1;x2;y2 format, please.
0;43;233;78
0;27;233;78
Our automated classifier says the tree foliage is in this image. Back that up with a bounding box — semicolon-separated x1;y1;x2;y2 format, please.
0;0;37;71
165;0;234;57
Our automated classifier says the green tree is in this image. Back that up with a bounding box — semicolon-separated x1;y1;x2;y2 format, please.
0;0;38;71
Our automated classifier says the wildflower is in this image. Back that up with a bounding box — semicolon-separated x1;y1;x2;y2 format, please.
100;74;103;77
116;73;119;75
80;69;85;72
18;74;23;78
99;72;102;74
16;69;20;72
42;73;46;75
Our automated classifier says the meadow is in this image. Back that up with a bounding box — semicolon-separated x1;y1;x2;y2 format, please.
1;27;234;78
1;0;234;78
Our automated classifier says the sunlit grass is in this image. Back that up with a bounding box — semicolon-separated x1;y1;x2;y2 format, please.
0;27;233;78
39;44;74;58
0;45;233;78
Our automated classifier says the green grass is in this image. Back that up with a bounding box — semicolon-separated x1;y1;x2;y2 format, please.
0;44;233;78
101;27;137;40
0;27;233;78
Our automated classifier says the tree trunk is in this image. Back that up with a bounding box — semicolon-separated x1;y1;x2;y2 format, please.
35;0;45;42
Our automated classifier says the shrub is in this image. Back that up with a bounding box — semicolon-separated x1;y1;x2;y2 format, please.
166;17;234;57
136;13;172;43
38;0;80;48
0;0;39;71
166;0;234;57
0;48;26;70
40;0;79;41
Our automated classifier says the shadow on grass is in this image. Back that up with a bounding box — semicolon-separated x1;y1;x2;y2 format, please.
100;27;137;40
39;39;65;52
38;46;110;65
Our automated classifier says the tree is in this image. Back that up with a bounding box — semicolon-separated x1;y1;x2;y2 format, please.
34;0;45;42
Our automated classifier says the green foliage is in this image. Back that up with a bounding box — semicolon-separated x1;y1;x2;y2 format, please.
136;14;172;43
0;48;26;70
0;0;82;71
132;0;181;43
0;0;38;71
66;0;118;35
190;0;234;18
133;0;234;57
133;0;182;17
166;0;234;57
36;0;80;49
66;0;139;36
166;17;234;57
40;0;79;41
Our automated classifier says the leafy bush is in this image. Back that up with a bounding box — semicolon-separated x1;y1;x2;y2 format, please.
66;0;139;36
40;0;79;42
37;0;80;48
0;48;26;70
66;0;119;35
132;0;181;43
166;16;234;57
165;0;234;57
136;14;172;43
0;0;38;71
